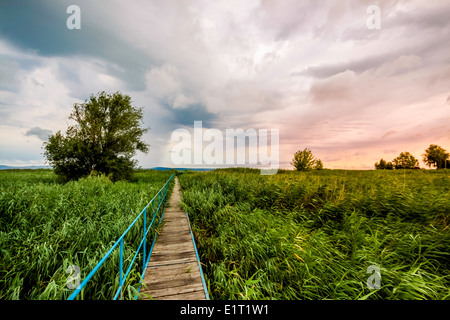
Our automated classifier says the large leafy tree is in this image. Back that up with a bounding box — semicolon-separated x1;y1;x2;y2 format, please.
423;144;449;169
44;91;149;182
392;151;419;169
291;148;323;171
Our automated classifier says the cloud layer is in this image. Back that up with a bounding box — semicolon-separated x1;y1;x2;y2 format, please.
24;127;52;141
0;0;449;168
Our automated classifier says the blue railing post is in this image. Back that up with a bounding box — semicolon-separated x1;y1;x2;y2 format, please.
119;237;124;300
153;198;155;218
143;208;146;272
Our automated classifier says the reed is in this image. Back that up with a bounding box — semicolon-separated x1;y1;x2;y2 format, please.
0;169;173;300
179;169;450;300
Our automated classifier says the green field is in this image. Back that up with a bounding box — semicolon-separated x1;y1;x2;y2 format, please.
1;168;449;300
179;168;450;299
0;169;174;300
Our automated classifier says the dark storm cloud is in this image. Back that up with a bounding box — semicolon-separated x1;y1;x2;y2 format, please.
160;101;217;129
24;127;52;141
0;0;153;91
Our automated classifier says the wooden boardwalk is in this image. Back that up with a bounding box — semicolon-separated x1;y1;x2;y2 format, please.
140;177;207;300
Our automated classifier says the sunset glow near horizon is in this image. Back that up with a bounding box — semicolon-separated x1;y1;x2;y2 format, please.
0;0;449;170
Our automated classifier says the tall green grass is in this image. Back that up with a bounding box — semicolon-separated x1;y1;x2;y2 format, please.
179;169;450;300
0;169;173;299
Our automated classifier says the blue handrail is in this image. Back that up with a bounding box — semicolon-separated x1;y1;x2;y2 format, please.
185;210;210;300
67;174;174;300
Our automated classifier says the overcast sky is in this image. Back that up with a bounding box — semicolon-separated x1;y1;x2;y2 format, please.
1;0;449;169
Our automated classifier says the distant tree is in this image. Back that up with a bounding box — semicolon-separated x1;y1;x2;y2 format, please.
44;91;149;182
385;161;394;170
291;148;323;171
314;159;324;170
375;158;394;170
423;144;449;169
375;158;387;170
392;152;419;169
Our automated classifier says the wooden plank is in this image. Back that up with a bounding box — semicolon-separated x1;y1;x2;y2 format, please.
148;262;201;274
145;272;202;289
161;219;189;225
157;227;191;235
157;225;190;233
141;289;206;300
161;218;187;224
152;245;195;253
144;269;202;290
142;282;205;298
156;233;192;240
150;253;197;263
154;237;192;246
151;246;196;256
161;223;189;229
146;261;199;272
150;252;197;264
163;212;188;217
161;215;189;222
151;241;195;252
145;277;204;292
151;247;195;257
148;256;198;267
156;291;206;300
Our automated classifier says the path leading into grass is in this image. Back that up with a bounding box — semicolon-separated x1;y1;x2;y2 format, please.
141;177;207;300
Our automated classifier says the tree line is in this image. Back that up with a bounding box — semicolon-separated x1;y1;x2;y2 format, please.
375;145;449;170
291;145;449;171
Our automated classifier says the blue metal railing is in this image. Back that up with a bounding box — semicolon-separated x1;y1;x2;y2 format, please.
67;174;174;300
184;210;210;300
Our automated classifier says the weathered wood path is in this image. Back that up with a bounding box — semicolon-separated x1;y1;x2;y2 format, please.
140;177;207;300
